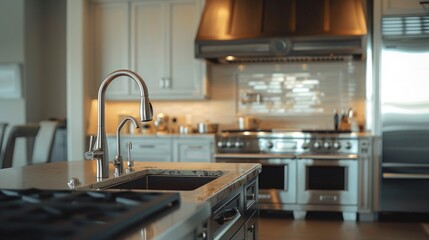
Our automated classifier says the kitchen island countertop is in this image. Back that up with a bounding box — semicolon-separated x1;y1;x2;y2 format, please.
0;161;261;239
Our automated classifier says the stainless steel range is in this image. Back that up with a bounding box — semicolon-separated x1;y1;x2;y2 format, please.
215;129;371;221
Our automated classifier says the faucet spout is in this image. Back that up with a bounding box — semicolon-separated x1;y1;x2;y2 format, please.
113;116;139;176
88;69;153;179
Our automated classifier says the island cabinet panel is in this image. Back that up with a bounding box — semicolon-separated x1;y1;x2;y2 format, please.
173;137;214;162
91;0;207;100
210;177;259;240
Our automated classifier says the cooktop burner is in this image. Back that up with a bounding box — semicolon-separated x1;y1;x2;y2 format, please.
0;188;180;240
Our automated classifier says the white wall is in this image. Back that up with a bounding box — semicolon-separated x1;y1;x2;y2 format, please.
0;0;66;165
0;0;27;165
66;0;91;160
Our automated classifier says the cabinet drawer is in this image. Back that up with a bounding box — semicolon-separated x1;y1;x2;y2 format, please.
173;138;214;162
125;137;171;154
382;0;429;15
244;211;258;240
122;137;172;162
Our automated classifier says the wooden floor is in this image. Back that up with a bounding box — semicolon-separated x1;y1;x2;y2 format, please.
258;212;429;240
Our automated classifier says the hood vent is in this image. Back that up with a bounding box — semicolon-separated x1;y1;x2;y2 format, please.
195;0;367;63
216;55;353;64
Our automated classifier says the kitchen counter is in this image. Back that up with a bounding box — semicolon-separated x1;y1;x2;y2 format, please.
106;133;216;138
0;161;261;239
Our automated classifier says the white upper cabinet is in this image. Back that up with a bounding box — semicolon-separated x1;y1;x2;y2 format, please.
382;0;429;15
92;2;131;97
91;0;208;100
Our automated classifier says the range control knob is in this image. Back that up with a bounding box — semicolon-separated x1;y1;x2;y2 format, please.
313;141;321;149
264;141;274;149
226;141;233;148
217;141;226;148
333;142;341;149
234;141;244;148
323;142;331;149
302;142;310;149
345;142;352;149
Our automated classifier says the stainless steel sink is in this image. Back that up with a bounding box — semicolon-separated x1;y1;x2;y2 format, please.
103;175;219;191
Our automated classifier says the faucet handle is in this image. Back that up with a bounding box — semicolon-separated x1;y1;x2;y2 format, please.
88;135;96;151
127;141;134;168
84;135;97;160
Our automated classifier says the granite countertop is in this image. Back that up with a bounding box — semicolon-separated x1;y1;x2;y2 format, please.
0;161;261;239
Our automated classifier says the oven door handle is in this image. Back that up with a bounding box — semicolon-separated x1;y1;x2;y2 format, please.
383;173;429;179
382;162;429;168
215;153;295;159
297;154;359;160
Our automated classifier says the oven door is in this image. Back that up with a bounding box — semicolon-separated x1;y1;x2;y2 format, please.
215;154;296;207
297;159;358;205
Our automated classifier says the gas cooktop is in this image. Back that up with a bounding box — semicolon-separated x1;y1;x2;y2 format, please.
0;188;180;239
222;129;352;134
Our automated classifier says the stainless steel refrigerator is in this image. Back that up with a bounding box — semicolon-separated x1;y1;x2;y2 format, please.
379;14;429;212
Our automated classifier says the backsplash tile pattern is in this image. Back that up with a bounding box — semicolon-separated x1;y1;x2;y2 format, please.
88;61;366;134
236;61;365;117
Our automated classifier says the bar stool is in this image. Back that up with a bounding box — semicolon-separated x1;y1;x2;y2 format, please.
0;124;40;168
0;123;8;155
0;120;62;168
32;120;60;164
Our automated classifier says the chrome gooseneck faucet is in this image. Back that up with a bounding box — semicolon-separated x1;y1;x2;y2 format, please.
85;69;153;178
113;116;139;176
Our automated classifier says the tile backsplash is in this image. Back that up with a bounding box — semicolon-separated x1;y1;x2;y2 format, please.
88;61;366;134
236;61;365;117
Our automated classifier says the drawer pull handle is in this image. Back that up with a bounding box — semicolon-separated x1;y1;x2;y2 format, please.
139;145;155;148
215;208;239;225
188;146;203;149
247;193;256;200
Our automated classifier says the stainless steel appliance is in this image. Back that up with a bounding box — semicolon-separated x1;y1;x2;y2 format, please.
379;14;429;213
215;130;371;221
195;0;368;63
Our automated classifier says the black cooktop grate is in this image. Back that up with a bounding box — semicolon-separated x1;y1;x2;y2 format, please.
0;188;180;240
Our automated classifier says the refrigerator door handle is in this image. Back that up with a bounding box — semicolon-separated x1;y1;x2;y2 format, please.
383;173;429;179
382;162;429;168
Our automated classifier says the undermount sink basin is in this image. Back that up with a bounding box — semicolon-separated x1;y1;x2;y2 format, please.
104;175;219;191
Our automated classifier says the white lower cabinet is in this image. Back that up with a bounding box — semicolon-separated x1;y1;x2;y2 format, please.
107;136;172;162
107;135;214;162
173;138;214;162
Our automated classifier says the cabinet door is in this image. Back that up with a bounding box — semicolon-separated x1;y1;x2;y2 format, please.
132;0;207;100
174;138;214;162
382;0;429;15
244;212;258;240
92;2;131;98
131;1;167;96
167;0;207;99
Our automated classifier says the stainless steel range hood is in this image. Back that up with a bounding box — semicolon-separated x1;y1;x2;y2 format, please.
195;0;368;63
